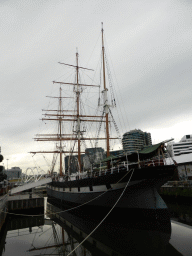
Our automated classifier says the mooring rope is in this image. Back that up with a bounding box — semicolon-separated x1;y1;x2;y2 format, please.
66;168;135;256
0;169;133;217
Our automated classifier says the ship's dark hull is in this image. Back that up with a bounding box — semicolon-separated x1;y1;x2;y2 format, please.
47;165;175;221
47;165;175;250
50;165;175;190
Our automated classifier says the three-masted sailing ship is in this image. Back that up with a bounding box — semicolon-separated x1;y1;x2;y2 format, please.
31;24;176;240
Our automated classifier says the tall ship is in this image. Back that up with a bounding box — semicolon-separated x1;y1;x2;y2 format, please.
31;24;176;239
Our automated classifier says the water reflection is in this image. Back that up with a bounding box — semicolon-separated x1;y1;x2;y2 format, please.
160;195;192;226
1;199;192;255
170;221;192;256
0;215;44;256
46;201;172;256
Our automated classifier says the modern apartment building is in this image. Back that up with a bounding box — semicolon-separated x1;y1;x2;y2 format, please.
167;135;192;157
122;129;152;154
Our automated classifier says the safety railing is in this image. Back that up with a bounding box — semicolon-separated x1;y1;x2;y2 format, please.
54;155;174;184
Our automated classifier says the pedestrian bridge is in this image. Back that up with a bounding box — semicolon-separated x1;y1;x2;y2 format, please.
9;178;52;195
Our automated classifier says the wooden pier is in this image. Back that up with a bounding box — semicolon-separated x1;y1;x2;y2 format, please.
8;193;44;212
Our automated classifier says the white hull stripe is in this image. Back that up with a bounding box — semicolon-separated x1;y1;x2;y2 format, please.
47;180;144;193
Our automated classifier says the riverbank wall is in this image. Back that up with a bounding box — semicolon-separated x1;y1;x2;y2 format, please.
8;193;44;212
0;192;44;231
160;182;192;204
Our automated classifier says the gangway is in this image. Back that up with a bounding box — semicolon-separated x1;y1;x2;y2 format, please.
9;178;52;195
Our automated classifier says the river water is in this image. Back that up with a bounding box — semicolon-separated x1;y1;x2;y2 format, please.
0;198;192;256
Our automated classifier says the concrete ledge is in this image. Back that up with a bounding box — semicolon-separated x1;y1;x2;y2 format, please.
8;194;44;211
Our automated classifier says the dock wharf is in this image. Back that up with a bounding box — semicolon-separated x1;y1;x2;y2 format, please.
0;178;49;230
0;191;45;231
160;181;192;203
8;193;44;212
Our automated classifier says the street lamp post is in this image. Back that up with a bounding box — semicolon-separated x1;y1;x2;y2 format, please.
6;159;9;170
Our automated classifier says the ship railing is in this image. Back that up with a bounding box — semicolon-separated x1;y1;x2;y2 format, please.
64;156;176;182
60;158;173;184
139;157;167;168
96;164;129;177
137;151;177;168
84;157;168;179
53;164;129;184
66;156;169;182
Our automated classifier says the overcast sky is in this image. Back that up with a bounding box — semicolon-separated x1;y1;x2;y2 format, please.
1;0;192;172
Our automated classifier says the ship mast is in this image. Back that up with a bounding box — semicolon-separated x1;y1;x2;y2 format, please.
59;87;63;175
30;55;106;175
31;27;119;175
101;23;110;163
75;50;81;172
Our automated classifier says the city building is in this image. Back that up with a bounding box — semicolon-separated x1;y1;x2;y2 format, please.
65;148;124;173
65;147;105;173
122;129;152;154
4;167;22;180
167;135;192;157
83;148;104;170
65;155;84;174
171;153;192;180
166;135;192;180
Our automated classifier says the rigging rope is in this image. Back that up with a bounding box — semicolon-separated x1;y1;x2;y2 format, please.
94;109;105;149
104;51;116;107
104;36;130;133
108;108;121;140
